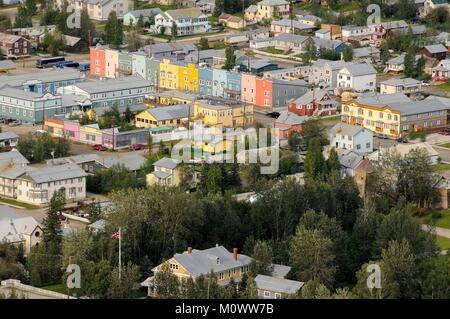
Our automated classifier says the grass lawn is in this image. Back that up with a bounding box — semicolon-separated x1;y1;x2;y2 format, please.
319;115;341;122
261;47;285;55
0;197;39;210
434;82;450;92
420;210;450;229
437;235;450;250
135;1;176;11
439;142;450;149
434;163;450;171
41;284;67;294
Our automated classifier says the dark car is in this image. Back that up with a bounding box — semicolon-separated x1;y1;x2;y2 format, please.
91;144;107;151
267;112;280;118
129;143;145;151
439;128;450;135
397;137;409;143
377;134;389;139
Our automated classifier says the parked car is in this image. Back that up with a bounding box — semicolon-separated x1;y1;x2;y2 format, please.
397;137;409;143
8;120;21;126
439;128;450;135
377;134;389;139
91;144;107;151
129;143;145;151
267;112;280;118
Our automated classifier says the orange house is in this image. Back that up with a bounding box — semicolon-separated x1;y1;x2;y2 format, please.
255;78;273;109
90;45;106;77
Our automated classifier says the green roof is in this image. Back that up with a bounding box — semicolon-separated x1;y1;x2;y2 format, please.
149;126;174;132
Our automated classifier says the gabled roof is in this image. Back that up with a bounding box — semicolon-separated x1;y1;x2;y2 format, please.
126;8;163;18
312;59;348;71
351;92;411;106
338;63;376;76
272;19;314;30
273;33;308;44
380;77;421;87
292;89;330;105
0;215;40;243
165;7;204;20
423;44;447;54
353;46;380;58
0;150;29;167
330;122;367;137
18;163;87;183
145;104;193;121
0;131;18;141
153;157;180;169
258;0;288;5
275;112;307;126
163;245;252;278
255;275;304;294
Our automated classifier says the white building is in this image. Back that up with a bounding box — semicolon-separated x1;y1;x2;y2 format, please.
308;59;348;88
15;163;87;205
337;63;377;92
55;0;131;21
329;122;374;154
0;205;42;254
246;0;291;22
153;7;210;36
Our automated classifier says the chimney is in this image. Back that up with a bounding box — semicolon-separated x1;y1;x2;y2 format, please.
187;247;192;254
233;248;238;261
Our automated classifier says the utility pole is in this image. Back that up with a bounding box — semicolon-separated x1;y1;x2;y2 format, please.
118;227;122;281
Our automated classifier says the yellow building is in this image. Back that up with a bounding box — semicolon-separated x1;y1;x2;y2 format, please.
159;59;179;90
178;63;198;92
135;104;193;129
341;98;401;137
150;246;251;292
194;100;254;130
146;157;182;187
157;90;196;106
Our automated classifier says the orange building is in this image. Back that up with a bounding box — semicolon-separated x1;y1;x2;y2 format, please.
90;45;106;77
255;78;273;109
320;24;342;40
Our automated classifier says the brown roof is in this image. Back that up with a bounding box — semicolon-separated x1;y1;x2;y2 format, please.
355;158;373;173
219;13;242;23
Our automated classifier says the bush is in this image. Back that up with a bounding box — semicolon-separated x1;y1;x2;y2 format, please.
431;211;443;219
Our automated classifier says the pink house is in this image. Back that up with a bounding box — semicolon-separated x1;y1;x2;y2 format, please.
432;59;450;82
241;73;256;105
63;120;80;142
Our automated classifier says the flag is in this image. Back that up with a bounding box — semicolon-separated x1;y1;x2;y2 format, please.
111;231;120;239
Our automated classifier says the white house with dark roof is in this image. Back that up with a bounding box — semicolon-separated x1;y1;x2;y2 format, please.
153;7;210;36
255;275;304;299
329;122;373;154
0;131;18;147
123;8;163;26
337;63;377;92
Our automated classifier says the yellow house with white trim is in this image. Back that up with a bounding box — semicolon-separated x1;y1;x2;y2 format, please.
135;104;193;129
194;100;254;130
341;99;401;137
159;59;179;90
178;63;198;92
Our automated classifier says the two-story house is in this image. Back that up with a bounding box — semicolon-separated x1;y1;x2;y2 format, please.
329;122;374;154
153;7;210;36
55;0;131;21
255;275;304;299
0;33;30;59
146;157;181;186
288;89;338;117
149;245;252;296
308;59;348;88
379;78;422;95
247;0;290;22
337;63;377;92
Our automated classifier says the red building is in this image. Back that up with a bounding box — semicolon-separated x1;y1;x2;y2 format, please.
89;45;107;77
273;112;307;139
419;44;448;61
288;89;338;117
255;78;273;109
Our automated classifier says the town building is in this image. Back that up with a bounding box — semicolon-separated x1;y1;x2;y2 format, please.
219;13;245;29
270;19;316;35
0;205;42;254
419;44;448;60
55;0;131;21
153;7;211;36
351;46;380;64
123;8;163;26
246;0;290;22
337;63;377;92
146;157;181;186
273;112;307;139
288;89;338;117
135;104;193;128
0;32;31;58
308;59;348;87
194;99;253;129
329;122;374;154
341;93;450;137
255;275;304;299
432;59;450;82
149;245;252;295
379;78;422;95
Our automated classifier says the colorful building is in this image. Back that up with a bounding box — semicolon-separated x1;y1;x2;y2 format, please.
194;99;253;130
179;63;198;92
159;59;180;90
90;45;106;77
63;120;80;142
135;104;193;129
79;123;102;145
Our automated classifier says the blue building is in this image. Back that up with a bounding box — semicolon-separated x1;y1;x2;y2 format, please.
198;67;213;96
225;71;241;101
0;68;86;94
212;68;228;98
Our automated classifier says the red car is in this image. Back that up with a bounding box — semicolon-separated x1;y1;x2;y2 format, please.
129;143;145;151
91;144;107;151
439;128;450;135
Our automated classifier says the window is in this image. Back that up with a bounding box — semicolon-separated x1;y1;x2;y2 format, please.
275;293;282;299
219;272;224;280
263;291;271;297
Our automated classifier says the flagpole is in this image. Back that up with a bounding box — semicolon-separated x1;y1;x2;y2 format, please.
119;227;122;281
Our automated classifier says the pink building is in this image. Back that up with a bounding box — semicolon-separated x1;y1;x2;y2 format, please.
63;120;80;142
241;73;256;105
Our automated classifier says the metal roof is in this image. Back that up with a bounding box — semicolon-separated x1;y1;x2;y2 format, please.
153;157;180;169
255;275;304;294
19;163;87;183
